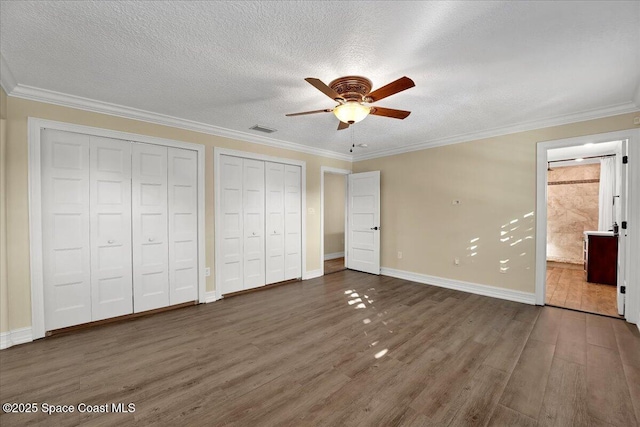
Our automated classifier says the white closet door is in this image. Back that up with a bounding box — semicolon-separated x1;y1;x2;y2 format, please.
265;162;285;284
89;136;133;321
284;165;302;280
243;158;265;289
41;129;92;330
132;143;169;312
168;147;198;304
220;155;244;294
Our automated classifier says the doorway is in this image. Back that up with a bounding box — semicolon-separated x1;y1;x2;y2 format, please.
536;128;640;326
545;142;621;317
320;167;350;275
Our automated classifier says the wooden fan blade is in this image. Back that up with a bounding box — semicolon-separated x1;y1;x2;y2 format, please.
367;76;415;102
337;121;350;130
370;107;411;119
286;108;333;117
305;78;344;101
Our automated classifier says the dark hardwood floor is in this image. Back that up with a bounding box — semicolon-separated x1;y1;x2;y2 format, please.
1;270;638;426
324;257;346;275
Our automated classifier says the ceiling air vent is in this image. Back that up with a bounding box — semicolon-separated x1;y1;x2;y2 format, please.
250;125;277;134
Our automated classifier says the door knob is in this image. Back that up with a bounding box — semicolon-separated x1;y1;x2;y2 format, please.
252;232;256;236
108;240;114;244
371;226;379;230
148;237;155;242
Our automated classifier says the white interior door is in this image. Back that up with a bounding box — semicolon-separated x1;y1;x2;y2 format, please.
219;155;244;294
132;143;169;312
284;164;302;280
41;129;92;330
618;140;628;316
168;147;199;304
347;171;380;275
265;162;285;284
89;136;133;321
243;159;265;289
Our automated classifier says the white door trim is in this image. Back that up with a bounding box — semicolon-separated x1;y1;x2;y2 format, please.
320;166;351;276
28;117;207;340
214;147;307;300
535;128;640;325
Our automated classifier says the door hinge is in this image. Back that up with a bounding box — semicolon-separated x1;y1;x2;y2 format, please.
621;286;626;294
622;155;628;164
621;221;627;230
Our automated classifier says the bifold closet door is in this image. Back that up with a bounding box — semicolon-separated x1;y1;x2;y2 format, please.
219;155;244;294
265;162;285;284
89;136;133;321
132;143;169;312
168;147;198;304
243;159;265;289
284;165;302;280
42;129;92;330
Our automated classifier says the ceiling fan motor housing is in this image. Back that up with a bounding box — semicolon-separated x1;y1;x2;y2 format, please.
329;76;373;102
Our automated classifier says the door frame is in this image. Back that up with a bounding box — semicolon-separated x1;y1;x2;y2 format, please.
28;117;207;339
535;128;640;325
320;166;351;276
214;147;307;300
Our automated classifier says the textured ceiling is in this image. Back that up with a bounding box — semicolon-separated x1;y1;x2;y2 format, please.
1;1;639;158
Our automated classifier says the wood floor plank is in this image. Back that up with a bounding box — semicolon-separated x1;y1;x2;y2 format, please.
538;357;589;426
487;404;538;427
586;344;637;427
499;338;556;419
1;270;638;427
554;313;587;365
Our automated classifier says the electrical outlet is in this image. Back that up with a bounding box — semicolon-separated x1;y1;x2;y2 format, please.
397;251;402;259
634;116;640;125
454;257;460;265
205;267;211;277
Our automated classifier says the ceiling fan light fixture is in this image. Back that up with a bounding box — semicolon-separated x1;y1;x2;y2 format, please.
333;101;370;124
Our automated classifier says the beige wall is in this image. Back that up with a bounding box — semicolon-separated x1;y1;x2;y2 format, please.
1;88;8;333
353;112;639;294
547;164;599;264
324;173;346;255
3;95;350;331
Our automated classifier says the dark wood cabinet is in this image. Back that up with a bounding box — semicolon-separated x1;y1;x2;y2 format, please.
584;234;618;285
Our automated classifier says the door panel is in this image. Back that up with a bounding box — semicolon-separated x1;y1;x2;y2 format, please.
132;143;169;312
89;136;133;321
618;139;628;315
42;129;92;329
243;159;265;289
266;162;285;284
220;155;244;294
348;171;380;275
284;165;302;280
168;147;198;304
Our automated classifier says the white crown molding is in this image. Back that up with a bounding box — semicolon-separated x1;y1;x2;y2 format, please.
0;53;17;94
0;327;33;350
381;267;536;305
353;102;640;162
7;84;352;162
633;82;640;111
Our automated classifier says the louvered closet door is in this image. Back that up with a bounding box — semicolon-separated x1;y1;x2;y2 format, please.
284;165;302;280
243;159;265;289
132;143;169;312
168;147;198;304
220;155;244;294
42;129;92;330
89;136;133;321
265;162;285;284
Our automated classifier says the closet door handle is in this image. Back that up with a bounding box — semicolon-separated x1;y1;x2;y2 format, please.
252;232;256;236
107;240;114;244
148;237;155;242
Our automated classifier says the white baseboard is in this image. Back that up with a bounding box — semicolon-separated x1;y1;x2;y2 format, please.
303;269;322;280
380;267;536;305
0;327;33;350
324;252;345;261
204;291;218;303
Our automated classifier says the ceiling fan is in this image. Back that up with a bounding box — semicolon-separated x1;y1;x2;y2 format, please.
286;76;415;130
